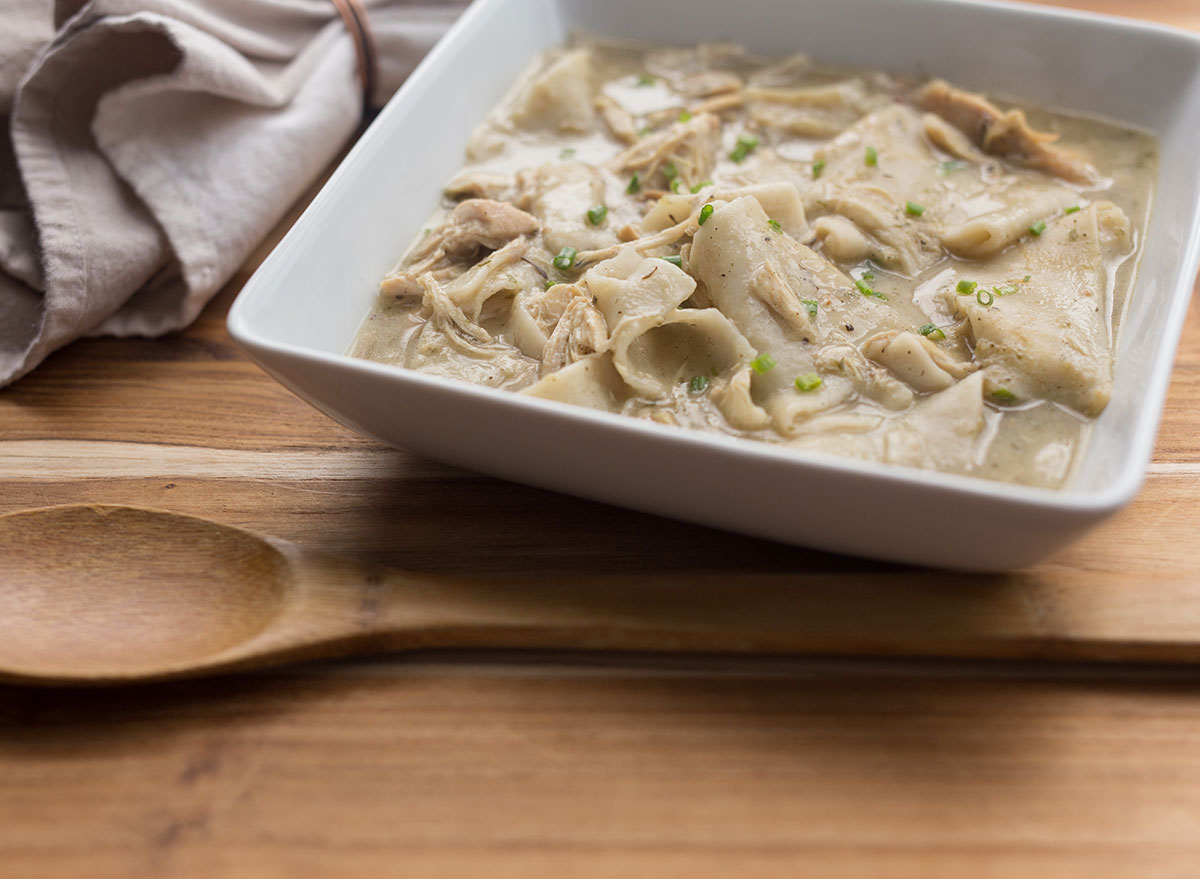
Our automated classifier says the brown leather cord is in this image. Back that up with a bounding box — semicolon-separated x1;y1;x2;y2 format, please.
330;0;377;115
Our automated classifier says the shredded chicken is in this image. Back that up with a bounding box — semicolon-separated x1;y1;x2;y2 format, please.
914;79;1100;184
607;113;722;191
541;297;610;376
381;199;539;297
595;94;640;145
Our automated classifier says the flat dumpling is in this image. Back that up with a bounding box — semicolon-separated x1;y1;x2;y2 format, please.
508;48;595;133
689;195;902;433
943;202;1131;416
616;308;756;398
521;352;629;411
533;163;620;253
582;247;754;398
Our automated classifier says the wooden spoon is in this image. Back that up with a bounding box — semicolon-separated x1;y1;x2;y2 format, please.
3;503;1199;685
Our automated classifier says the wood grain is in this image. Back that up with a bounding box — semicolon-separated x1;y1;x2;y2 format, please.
2;0;1200;875
6;658;1200;878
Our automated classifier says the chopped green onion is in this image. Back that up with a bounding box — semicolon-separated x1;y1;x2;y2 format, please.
767;219;782;233
662;162;678;182
855;279;887;301
751;353;777;374
690;180;712;193
698;203;714;225
865;145;878;167
688;375;710;394
794;372;822;392
1065;205;1081;214
586;204;607;226
729;133;760;163
994;284;1017;297
544;280;559;290
938;160;968;175
671;179;684;193
956;279;977;296
991;388;1017;404
905;201;925;217
811;159;826;179
627;173;640;194
636;74;655;86
662;254;683;267
638;126;652;137
678;110;693;122
802;299;819;317
1029;219;1047;236
976;288;995;307
553;246;578;271
559;148;576;159
918;323;947;341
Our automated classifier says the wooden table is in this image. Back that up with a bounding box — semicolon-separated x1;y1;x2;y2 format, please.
3;1;1200;875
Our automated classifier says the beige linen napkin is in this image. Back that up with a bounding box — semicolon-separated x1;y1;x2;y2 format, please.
0;0;465;386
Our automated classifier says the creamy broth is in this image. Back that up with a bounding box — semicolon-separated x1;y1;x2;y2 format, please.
351;41;1156;488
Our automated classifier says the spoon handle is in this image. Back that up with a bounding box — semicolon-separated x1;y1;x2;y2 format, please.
207;544;1200;678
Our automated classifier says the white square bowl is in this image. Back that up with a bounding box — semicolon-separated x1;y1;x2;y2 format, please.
228;0;1200;570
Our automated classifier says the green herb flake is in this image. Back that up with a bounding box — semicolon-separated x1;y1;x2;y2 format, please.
662;162;678;182
729;133;760;163
552;246;578;271
994;284;1018;297
751;353;777;374
690;180;712;193
586;204;607;226
794;372;822;392
802;299;819;317
671;180;684;193
662;254;683;267
991;388;1017;404
636;74;655;87
627;173;641;195
559;147;576;159
918;323;947;341
1029;219;1047;237
698;203;714;226
865;145;878;167
811;159;826;179
855;279;887;301
688;374;710;395
905;201;925;217
977;288;995;307
1064;205;1081;214
767;218;783;233
544;280;559;290
956;279;978;296
638;126;652;137
678;110;693;122
938;160;968;175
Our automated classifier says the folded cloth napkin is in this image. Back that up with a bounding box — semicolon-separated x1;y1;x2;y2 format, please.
0;0;466;386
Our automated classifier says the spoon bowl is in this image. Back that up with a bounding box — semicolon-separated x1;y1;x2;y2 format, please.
0;505;293;678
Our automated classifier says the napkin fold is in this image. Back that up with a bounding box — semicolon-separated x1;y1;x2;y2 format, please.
0;0;465;386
